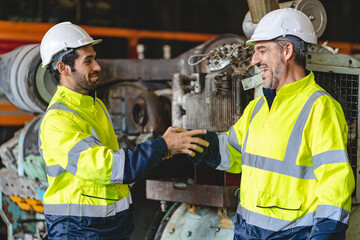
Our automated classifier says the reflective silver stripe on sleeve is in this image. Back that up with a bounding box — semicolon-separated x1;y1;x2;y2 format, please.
42;102;104;177
46;164;66;177
228;126;241;152
66;136;102;176
110;149;126;184
216;126;242;171
216;132;231;171
315;204;350;224
44;194;132;217
237;204;315;232
312;150;349;170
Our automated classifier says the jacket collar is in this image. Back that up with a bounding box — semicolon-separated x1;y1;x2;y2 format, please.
277;71;314;96
56;85;97;106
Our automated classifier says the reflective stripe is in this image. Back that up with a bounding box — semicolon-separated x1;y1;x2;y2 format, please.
217;127;242;171
313;150;349;170
111;149;126;184
46;164;66;177
228;126;241;152
48;102;101;140
284;91;328;165
241;91;334;179
237;204;315;232
67;136;102;176
91;126;100;141
96;99;114;129
216;132;231;171
44;194;132;217
315;204;350;224
42;102;103;177
242;152;316;179
41;101;126;180
238;90;350;229
242;98;264;153
48;102;80;117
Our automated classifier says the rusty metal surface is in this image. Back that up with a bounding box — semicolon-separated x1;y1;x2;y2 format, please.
104;82;171;135
98;59;181;84
0;169;41;201
146;180;238;208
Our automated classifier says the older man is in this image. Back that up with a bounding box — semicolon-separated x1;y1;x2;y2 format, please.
190;8;355;239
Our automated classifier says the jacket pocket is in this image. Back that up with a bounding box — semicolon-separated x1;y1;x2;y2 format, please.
80;184;120;205
256;191;302;210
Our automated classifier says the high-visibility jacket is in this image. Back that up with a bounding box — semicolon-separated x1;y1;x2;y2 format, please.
39;86;167;239
192;72;355;239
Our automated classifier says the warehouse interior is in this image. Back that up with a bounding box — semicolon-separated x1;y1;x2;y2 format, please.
0;0;360;239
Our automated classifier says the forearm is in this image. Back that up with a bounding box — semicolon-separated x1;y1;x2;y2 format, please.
187;131;221;168
310;217;347;240
122;137;168;183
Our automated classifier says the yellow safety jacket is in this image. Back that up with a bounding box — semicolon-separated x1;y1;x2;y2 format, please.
214;72;355;232
39;86;167;221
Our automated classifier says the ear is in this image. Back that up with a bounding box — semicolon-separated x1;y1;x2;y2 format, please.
56;61;71;76
283;42;294;62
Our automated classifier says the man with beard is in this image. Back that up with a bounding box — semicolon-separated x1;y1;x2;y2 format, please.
188;8;355;239
38;22;209;239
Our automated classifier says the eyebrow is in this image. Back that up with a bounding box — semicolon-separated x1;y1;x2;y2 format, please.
82;54;95;61
255;45;267;51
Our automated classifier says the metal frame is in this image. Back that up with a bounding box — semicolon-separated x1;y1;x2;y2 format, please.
306;51;360;204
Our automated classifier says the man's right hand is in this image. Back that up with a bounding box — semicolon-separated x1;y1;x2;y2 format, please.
162;126;209;157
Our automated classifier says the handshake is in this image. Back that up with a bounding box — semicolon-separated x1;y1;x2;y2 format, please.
161;126;209;158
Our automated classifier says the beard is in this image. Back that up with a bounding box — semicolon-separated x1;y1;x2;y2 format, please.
263;58;285;90
72;71;100;92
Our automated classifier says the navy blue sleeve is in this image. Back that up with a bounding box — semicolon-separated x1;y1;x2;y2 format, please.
187;132;221;168
122;137;168;183
310;218;347;240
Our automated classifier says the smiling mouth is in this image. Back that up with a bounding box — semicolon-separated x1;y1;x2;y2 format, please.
259;67;268;78
90;73;99;79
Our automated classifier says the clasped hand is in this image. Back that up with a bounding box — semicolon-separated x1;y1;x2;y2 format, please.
162;126;209;157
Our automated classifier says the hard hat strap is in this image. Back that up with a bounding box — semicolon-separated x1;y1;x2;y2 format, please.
51;48;74;71
274;35;308;52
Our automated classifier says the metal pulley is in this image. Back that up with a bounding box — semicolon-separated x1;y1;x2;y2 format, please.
242;0;327;40
279;0;327;39
0;44;57;113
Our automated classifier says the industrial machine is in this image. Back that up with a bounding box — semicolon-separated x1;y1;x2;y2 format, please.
1;0;360;239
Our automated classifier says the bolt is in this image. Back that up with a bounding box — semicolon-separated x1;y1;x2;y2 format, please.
187;231;192;237
160;201;168;212
169;228;175;234
309;15;314;21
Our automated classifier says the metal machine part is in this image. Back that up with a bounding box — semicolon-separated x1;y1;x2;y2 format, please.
173;42;254;131
1;31;360;239
242;0;327;39
304;52;360;240
0;45;49;113
154;203;235;240
101;82;171;136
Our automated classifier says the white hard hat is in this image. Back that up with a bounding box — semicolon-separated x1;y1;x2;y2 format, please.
40;22;102;69
246;8;317;46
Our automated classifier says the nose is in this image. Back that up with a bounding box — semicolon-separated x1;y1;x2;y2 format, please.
251;51;260;66
93;60;101;72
